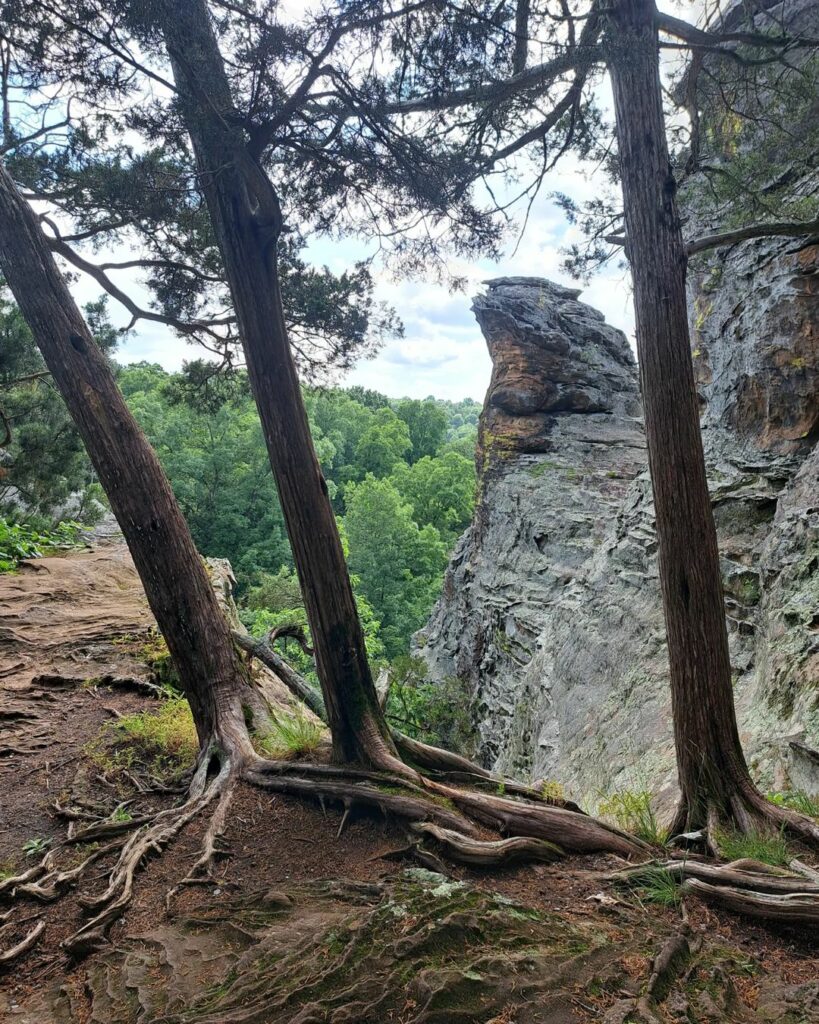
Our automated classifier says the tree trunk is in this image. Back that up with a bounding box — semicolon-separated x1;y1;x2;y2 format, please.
605;0;758;832
0;161;256;759
151;0;398;770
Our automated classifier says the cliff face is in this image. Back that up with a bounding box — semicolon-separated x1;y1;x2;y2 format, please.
418;249;819;805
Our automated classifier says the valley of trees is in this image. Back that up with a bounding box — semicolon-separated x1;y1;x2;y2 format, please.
0;301;479;663
0;0;817;988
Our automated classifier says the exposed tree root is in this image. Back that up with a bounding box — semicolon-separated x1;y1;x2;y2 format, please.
0;918;45;964
1;648;653;963
9;839;128;903
609;858;819;896
409;822;563;866
165;773;239;907
681;878;819;926
609;858;819;926
669;783;819;855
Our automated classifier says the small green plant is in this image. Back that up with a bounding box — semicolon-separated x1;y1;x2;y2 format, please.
598;790;667;846
623;866;682;908
22;837;51;857
768;790;819;818
385;657;474;753
255;708;324;759
116;697;197;761
714;826;790;866
112;806;133;823
540;779;565;802
0;517;85;573
138;629;180;691
86;697;198;785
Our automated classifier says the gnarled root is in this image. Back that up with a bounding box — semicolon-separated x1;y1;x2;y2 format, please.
244;756;481;836
0;918;45;965
610;858;819;896
165;772;239;907
427;782;650;858
63;746;237;955
409;821;563;866
681;878;819;926
610;858;819;927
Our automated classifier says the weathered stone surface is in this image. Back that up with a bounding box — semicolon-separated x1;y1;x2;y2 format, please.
418;258;818;808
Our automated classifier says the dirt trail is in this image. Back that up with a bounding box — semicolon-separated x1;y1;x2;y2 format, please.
0;547;817;1023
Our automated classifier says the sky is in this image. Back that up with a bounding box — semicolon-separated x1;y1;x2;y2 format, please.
61;9;666;406
104;174;636;405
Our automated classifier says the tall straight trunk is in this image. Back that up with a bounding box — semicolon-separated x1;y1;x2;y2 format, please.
0;161;256;757
605;0;756;830
151;0;398;769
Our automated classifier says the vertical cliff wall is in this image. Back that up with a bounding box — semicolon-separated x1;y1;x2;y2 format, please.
418;252;818;805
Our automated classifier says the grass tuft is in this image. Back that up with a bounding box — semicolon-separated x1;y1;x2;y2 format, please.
624;866;682;908
86;696;198;785
115;697;198;761
255;708;324;760
713;826;790;866
597;790;667;846
768;790;819;819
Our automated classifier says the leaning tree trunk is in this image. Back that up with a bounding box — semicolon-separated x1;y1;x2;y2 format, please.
604;0;818;844
0;160;259;760
150;0;399;771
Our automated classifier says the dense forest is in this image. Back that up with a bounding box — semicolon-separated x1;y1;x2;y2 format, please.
0;294;481;664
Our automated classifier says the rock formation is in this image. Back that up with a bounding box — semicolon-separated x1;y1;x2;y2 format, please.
417;253;818;807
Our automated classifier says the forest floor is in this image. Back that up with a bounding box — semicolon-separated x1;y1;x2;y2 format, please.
0;547;817;1023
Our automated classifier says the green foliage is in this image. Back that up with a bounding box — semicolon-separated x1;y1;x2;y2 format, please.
623;866;682;908
767;790;819;818
22;837;51;858
713;827;790;867
0;288;116;524
385;656;474;753
345;477;447;658
389;451;476;542
394;399;448;463
597;790;667;846
0;517;85;572
255;708;325;760
355;407;412;476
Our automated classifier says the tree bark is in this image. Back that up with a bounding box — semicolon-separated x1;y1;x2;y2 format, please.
0;160;256;757
605;0;758;831
151;0;398;770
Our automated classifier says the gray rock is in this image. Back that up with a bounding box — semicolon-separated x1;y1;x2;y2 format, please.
417;254;818;809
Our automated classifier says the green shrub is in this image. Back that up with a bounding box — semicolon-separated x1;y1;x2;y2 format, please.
0;517;84;573
597;790;667;846
255;708;324;759
385;656;474;753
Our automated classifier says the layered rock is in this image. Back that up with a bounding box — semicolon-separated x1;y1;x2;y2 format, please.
418;257;818;805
